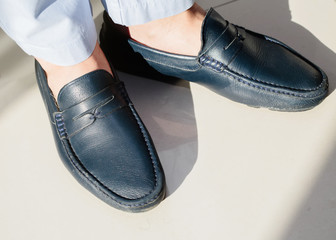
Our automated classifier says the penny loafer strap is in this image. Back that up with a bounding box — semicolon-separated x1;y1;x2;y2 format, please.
199;8;246;68
53;83;129;139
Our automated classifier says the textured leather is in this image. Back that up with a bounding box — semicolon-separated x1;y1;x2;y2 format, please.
35;62;165;212
100;8;328;111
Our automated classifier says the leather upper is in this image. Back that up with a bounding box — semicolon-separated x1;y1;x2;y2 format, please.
117;8;328;111
199;9;323;91
35;62;165;211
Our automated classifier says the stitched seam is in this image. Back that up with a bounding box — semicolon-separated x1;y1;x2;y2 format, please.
199;55;226;72
62;121;161;207
230;66;324;91
240;35;323;91
118;82;159;194
37;64;162;207
200;55;325;93
54;113;67;138
226;70;325;98
129;105;158;189
68;122;153;200
78;86;158;202
54;88;161;207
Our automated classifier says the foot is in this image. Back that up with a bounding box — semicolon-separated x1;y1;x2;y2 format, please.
128;3;206;56
36;42;112;99
100;7;328;111
35;57;166;213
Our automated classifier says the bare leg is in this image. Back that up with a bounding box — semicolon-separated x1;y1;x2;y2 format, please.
128;3;206;56
36;3;205;98
36;42;112;98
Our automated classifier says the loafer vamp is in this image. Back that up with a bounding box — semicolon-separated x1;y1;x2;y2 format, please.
56;71;159;201
199;9;325;93
225;30;324;92
66;105;157;200
36;63;165;211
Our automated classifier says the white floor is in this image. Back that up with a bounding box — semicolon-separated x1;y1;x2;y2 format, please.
1;0;336;239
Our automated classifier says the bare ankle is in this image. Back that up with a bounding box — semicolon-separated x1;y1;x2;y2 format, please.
128;3;206;56
37;42;112;99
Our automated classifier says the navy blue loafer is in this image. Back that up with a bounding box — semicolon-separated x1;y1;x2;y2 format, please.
35;61;165;212
100;8;328;111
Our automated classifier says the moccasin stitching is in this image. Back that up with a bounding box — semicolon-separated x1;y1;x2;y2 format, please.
200;54;326;93
52;80;161;207
61;83;159;202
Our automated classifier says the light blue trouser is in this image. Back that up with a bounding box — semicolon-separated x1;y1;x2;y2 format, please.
0;0;194;65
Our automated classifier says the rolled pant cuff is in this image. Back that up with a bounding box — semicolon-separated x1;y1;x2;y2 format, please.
104;0;195;26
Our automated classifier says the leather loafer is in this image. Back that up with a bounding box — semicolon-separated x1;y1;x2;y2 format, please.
100;8;328;111
35;61;165;212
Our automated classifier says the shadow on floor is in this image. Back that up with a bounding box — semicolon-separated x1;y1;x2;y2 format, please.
119;73;198;197
283;142;336;240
